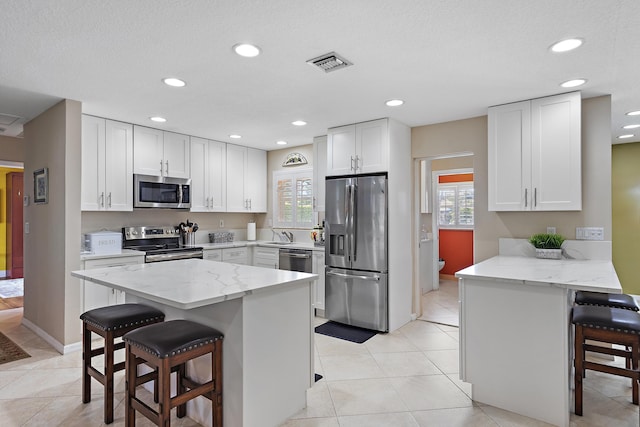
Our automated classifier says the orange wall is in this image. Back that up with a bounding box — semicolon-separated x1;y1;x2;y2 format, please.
439;173;473;183
439;229;474;275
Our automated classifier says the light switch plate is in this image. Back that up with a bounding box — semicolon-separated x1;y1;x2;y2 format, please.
576;227;604;240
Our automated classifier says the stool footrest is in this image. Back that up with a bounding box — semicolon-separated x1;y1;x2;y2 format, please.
172;381;214;408
130;396;158;423
583;360;639;380
584;343;631;359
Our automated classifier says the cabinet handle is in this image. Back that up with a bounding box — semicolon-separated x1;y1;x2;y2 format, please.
160;160;163;175
534;188;537;207
249;199;252;210
524;188;528;208
107;192;112;208
165;160;169;176
350;156;355;172
313;197;316;210
355;155;360;171
100;192;105;207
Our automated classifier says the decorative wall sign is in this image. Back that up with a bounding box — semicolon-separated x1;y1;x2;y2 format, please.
33;167;48;204
282;152;308;167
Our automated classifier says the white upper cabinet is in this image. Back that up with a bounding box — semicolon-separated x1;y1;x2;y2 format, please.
488;92;581;211
133;126;190;178
226;144;266;212
313;135;327;212
81;115;133;211
327;118;389;175
190;137;227;212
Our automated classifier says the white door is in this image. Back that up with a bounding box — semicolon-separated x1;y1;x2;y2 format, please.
488;100;531;211
190;137;209;212
104;120;133;211
163;131;190;178
208;140;227;211
133;126;164;176
246;148;266;212
226;144;247;211
356;119;388;173
327;124;356;175
81;115;105;211
531;92;581;211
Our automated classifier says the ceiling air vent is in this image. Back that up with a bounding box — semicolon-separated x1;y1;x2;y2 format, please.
307;52;352;73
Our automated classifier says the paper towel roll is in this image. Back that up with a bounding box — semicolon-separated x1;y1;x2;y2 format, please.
247;222;256;241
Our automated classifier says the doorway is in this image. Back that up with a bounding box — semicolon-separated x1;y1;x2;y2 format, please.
0;162;24;309
414;155;474;326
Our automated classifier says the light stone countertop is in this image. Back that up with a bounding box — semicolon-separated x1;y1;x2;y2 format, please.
455;255;621;293
72;258;317;309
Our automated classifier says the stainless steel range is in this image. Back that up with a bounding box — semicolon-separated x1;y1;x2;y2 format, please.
122;226;203;263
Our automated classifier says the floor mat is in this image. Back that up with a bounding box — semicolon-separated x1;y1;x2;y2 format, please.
314;321;377;344
0;331;30;365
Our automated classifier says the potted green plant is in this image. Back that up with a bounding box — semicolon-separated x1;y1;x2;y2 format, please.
529;233;565;259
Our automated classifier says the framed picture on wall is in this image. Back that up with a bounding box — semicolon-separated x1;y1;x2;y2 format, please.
33;167;48;204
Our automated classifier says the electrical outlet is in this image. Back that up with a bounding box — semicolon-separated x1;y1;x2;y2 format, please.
24;222;29;234
576;227;604;240
219;219;224;228
547;227;556;234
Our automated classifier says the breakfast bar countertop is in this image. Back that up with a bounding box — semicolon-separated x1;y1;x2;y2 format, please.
455;255;621;294
72;258;317;309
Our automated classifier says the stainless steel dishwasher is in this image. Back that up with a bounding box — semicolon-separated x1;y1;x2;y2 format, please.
279;248;312;273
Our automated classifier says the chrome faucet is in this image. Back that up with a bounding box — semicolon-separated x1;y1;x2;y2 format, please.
281;231;294;242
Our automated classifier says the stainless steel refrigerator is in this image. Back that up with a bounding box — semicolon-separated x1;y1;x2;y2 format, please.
325;174;388;332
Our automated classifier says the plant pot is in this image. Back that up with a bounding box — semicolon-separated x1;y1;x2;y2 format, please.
535;248;562;260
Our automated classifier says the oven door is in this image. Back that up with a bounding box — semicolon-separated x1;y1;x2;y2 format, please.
134;174;191;209
145;249;203;263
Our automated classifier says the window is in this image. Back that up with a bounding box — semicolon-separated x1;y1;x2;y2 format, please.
437;181;474;228
273;169;313;228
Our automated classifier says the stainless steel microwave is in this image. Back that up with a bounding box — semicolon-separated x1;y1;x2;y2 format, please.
134;174;191;209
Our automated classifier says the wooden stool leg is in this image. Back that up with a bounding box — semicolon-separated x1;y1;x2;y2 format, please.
633;341;639;405
177;363;187;418
125;344;136;427
575;324;584;416
82;323;92;404
159;358;171;427
214;341;223;427
104;331;115;424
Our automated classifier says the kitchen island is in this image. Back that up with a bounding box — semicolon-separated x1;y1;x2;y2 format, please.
455;254;621;427
72;258;317;427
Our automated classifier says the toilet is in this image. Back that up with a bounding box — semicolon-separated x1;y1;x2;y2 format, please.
438;258;445;271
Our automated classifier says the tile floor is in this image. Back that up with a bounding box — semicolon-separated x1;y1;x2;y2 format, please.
0;300;638;426
418;279;459;327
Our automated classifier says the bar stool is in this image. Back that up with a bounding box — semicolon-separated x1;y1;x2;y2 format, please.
81;304;165;424
575;290;640;311
123;319;223;427
572;305;640;416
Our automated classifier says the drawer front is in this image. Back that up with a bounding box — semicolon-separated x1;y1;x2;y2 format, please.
222;247;248;263
204;249;222;261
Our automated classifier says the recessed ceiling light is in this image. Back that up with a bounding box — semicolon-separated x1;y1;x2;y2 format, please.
229;134;242;139
150;116;166;123
386;99;404;107
623;124;640;129
233;43;261;57
162;77;186;87
292;120;307;126
560;79;587;88
618;134;635;139
627;110;640;116
550;38;583;53
276;140;288;145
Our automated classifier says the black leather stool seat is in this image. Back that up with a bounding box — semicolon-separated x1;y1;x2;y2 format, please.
572;305;640;334
575;291;639;311
123;319;223;358
80;303;165;331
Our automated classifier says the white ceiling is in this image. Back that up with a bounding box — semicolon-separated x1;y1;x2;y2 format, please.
1;0;639;149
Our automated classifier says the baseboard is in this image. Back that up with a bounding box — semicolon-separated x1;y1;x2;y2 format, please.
21;317;81;355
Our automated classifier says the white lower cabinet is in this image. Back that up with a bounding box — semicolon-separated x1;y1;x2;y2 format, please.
222;247;248;265
81;255;144;313
203;249;222;261
312;251;325;311
253;246;279;269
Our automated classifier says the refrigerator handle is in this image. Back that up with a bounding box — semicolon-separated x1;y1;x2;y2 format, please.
326;270;380;281
350;183;357;262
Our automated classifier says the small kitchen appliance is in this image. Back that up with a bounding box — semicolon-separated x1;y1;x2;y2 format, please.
84;230;122;255
122;226;203;263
